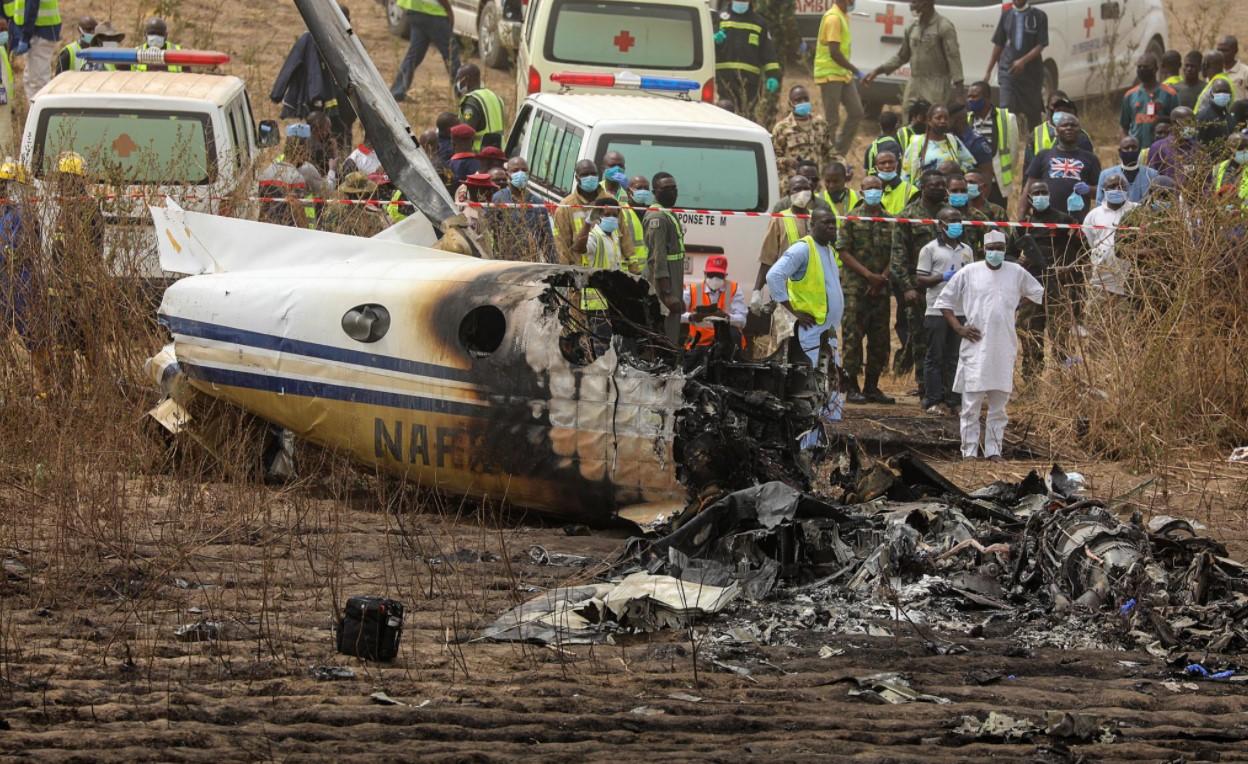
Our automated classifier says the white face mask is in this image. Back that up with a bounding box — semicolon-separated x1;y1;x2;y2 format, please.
101;40;120;48
705;276;725;291
147;34;166;49
791;189;813;208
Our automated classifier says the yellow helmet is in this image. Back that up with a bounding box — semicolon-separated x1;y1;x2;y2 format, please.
0;158;29;184
57;151;87;176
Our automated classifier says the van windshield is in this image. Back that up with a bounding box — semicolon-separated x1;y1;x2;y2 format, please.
35;109;215;185
546;1;702;70
596;135;766;212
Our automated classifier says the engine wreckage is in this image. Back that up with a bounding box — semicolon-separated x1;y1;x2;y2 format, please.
483;456;1248;661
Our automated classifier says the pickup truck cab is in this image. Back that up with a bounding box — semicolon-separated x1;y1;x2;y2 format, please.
382;0;526;69
505;92;778;293
20;69;277;279
796;0;1167;107
516;0;717;103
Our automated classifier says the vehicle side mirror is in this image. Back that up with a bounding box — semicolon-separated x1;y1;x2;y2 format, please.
257;120;280;148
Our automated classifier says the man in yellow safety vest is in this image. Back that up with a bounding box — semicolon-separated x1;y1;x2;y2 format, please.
12;0;60;95
456;63;505;151
390;0;458;101
756;174;813;295
54;15;94;74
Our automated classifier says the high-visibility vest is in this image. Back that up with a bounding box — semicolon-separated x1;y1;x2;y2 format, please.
1213;159;1248;205
881;181;917;216
992;107;1017;188
134;42;184;72
581;225;620;311
865;136;897;172
779;208;802;246
821;187;859;219
1032;121;1093;155
387;189;409;223
1197;73;1238;108
652;205;685;261
898;125;917;151
13;0;60;26
622;205;647;270
1;48;11;96
1163;75;1182;86
788;236;828;325
686;280;744;348
813;5;852;83
62;40;81;70
398;0;447;16
460;88;505;152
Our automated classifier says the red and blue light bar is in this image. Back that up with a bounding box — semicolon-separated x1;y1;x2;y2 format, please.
550;70;700;94
77;48;231;67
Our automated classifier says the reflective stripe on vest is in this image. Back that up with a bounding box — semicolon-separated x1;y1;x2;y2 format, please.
581;226;620;311
623;206;647;266
462;88;505;151
866;136;895;172
716;60;762;74
1198;73;1239;108
64;40;80;70
657;207;685;260
686;280;743;348
1033;122;1056;155
14;0;59;26
994;107;1014;186
897;125;915;151
788;236;828;326
397;0;448;16
780;209;801;245
1;48;11;90
813;6;851;82
134;42;184;72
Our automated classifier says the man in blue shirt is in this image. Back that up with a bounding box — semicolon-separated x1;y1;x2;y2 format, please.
986;0;1048;133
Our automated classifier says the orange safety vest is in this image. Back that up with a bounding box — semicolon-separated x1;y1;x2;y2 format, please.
685;280;746;349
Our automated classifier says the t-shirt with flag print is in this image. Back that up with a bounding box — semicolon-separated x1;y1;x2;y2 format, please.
1024;147;1102;219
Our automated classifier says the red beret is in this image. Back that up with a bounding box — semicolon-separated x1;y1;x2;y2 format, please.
464;172;498;189
449;123;476;139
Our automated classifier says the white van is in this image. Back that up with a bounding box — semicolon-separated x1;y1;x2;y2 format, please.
515;0;717;104
796;0;1167;106
505;92;778;293
20;70;277;279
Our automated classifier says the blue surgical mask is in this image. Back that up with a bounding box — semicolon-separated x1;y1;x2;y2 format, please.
967;98;985;113
1105;189;1127;205
579;175;600;193
510;170;529;188
967;183;980;199
147;34;166;49
1236;150;1248;165
877;170;898;182
81;32;95;43
863;188;884;206
630;188;654;206
1052;111;1073;126
949;192;968;208
1031;194;1051;211
598;216;619;233
1214;92;1232;108
945;222;964;239
985;249;1005;267
1066;192;1085;212
731;1;750;13
0;32;8;46
793;102;813;118
604;166;627;184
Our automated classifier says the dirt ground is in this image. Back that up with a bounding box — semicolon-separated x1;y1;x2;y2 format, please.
1;1;1246;761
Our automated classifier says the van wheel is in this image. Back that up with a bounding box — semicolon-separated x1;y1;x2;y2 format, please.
479;1;509;70
385;0;412;39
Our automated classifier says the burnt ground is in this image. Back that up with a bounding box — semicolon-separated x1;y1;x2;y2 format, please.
3;397;1247;762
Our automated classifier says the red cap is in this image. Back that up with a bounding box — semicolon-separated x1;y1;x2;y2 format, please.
478;146;506;161
464;172;498;189
449;123;476;139
705;255;729;275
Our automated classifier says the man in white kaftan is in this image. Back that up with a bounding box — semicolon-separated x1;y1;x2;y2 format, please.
933;230;1044;460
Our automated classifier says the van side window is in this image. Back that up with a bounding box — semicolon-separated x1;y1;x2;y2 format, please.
525;111;583;197
553;128;582;193
226;99;243;171
528;112;556;182
505;104;531;157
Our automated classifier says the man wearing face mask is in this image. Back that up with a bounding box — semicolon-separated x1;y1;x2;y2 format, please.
684;255;746;352
1023;94;1094;170
965;171;1007;225
1022;113;1100;222
601;152;628;202
966;81;1020;208
555;159;633;267
896;99;931;153
621;176;652;274
916;207;973;415
874;151;917;215
1211;131;1248;206
891;170;948;396
1015;179;1081;374
1096;135;1159;204
837;175;895;404
819;162;860;218
714;0;781;123
946;174;988;254
490;157;555;263
456;64;506;152
935;230;1044;462
773;85;833;182
133;17;183;73
864;0;965;111
1196;78;1236;145
644;173;687;345
901;104;976;183
1083;174;1137;298
54;15;95;74
758;175;814;294
1120;54;1179;152
986;0;1048;133
1147;106;1201;184
573;199;625;316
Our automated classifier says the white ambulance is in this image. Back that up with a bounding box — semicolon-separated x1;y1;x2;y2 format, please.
505;91;779;293
796;0;1167;107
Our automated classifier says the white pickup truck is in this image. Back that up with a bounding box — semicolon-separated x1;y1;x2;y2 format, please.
380;0;527;69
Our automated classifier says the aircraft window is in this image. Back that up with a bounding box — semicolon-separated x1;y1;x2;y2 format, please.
459;305;506;357
341;304;391;343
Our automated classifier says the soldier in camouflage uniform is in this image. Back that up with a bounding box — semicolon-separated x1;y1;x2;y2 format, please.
772;85;833;190
890;169;948;397
836;174;895;403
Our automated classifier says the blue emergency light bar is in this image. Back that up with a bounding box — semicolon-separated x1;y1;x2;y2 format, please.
550;71;700;93
77;48;231;67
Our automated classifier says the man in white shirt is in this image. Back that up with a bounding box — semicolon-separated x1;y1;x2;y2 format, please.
916;208;974;414
1082;174;1137;297
935;230;1044;462
1216;36;1248;96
